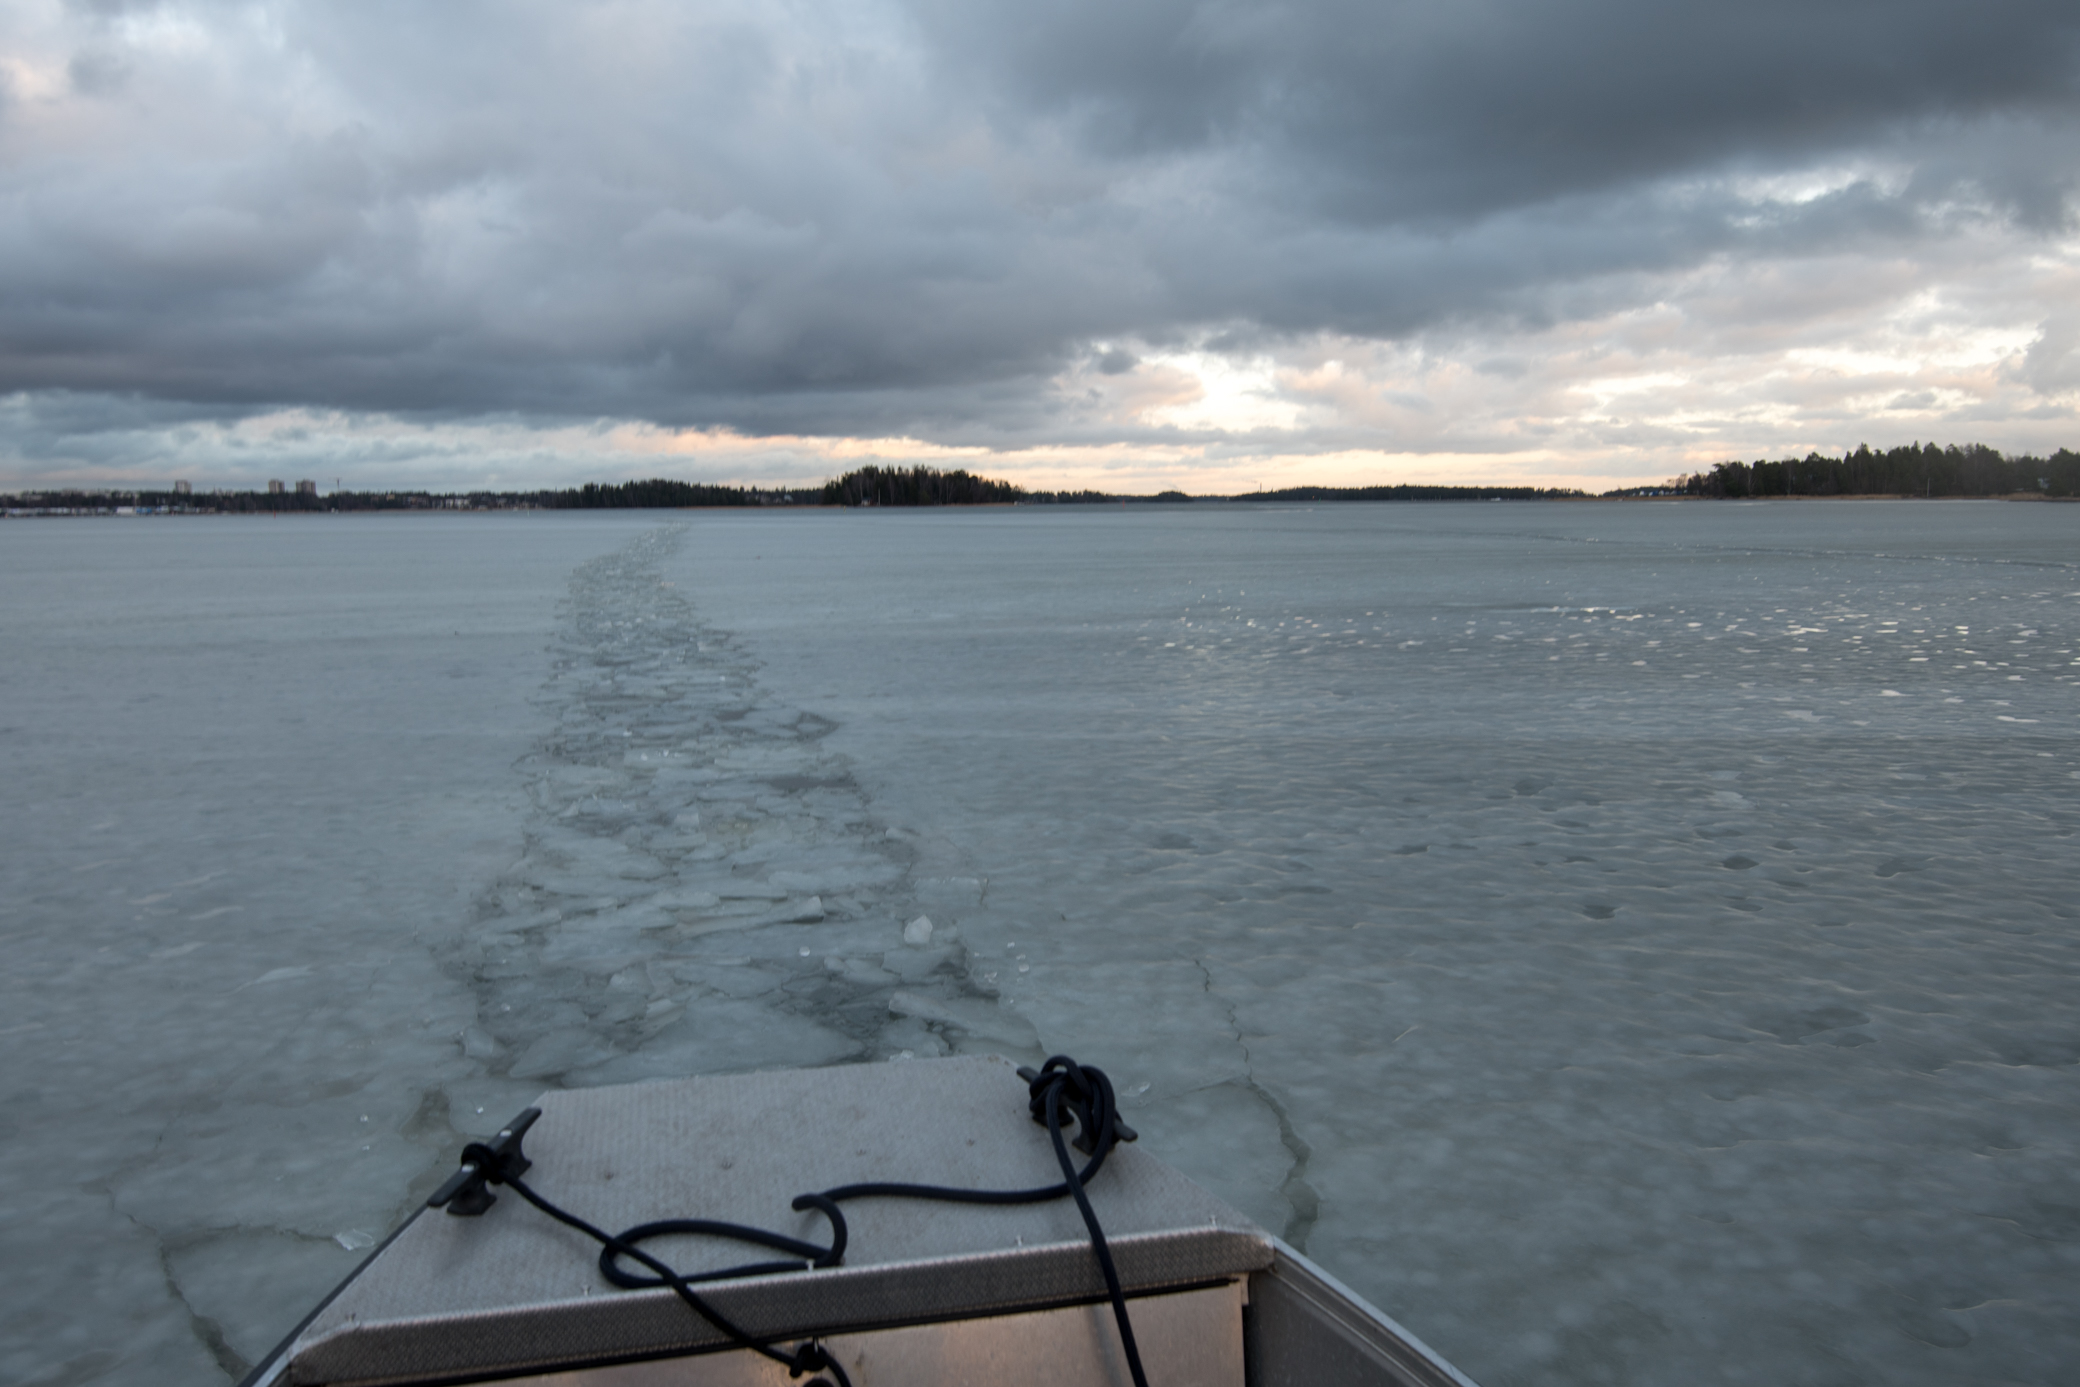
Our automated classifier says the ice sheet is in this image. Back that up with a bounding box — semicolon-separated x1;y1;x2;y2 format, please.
0;515;649;1385
664;501;2080;1387
4;502;2076;1387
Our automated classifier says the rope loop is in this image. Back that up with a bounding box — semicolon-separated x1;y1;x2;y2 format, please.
789;1194;849;1266
596;1207;846;1289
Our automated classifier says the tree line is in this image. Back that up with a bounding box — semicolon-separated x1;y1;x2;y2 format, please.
1672;443;2080;499
0;482;815;512
556;479;808;507
3;488;530;513
1250;484;1586;502
820;466;1024;506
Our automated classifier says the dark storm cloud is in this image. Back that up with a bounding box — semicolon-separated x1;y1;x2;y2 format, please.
915;0;2080;222
0;0;2075;456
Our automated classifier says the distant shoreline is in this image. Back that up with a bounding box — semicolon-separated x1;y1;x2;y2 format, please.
6;449;2078;516
6;490;2073;519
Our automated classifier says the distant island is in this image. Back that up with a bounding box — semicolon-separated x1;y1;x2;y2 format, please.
822;465;1023;506
5;443;2075;515
1661;442;2078;499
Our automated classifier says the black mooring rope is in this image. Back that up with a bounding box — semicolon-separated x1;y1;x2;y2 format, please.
494;1172;853;1387
445;1055;1148;1387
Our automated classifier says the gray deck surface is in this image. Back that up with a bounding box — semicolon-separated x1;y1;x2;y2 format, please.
274;1056;1272;1384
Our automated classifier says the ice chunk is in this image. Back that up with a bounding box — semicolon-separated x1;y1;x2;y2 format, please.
573;998;860;1083
648;886;723;910
508;1027;618;1080
460;1026;504;1060
903;914;934;945
879;1017;950;1059
837;956;898;987
882;946;952;982
886;989;1037;1049
771;862;903;893
663;897;825;940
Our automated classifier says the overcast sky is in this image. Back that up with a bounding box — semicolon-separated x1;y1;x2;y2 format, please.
3;0;2077;493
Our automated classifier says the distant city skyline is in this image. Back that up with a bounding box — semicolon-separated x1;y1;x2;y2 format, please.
2;0;2076;495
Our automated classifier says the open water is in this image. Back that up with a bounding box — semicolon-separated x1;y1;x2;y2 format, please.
2;502;2076;1387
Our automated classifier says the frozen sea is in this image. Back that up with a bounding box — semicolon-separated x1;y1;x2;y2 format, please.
2;501;2077;1387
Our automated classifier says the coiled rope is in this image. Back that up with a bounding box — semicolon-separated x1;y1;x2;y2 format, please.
439;1055;1147;1387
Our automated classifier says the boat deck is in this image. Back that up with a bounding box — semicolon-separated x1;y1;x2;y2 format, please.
245;1055;1475;1387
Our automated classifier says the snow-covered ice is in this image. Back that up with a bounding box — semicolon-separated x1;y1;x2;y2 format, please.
666;501;2080;1387
2;502;2076;1387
